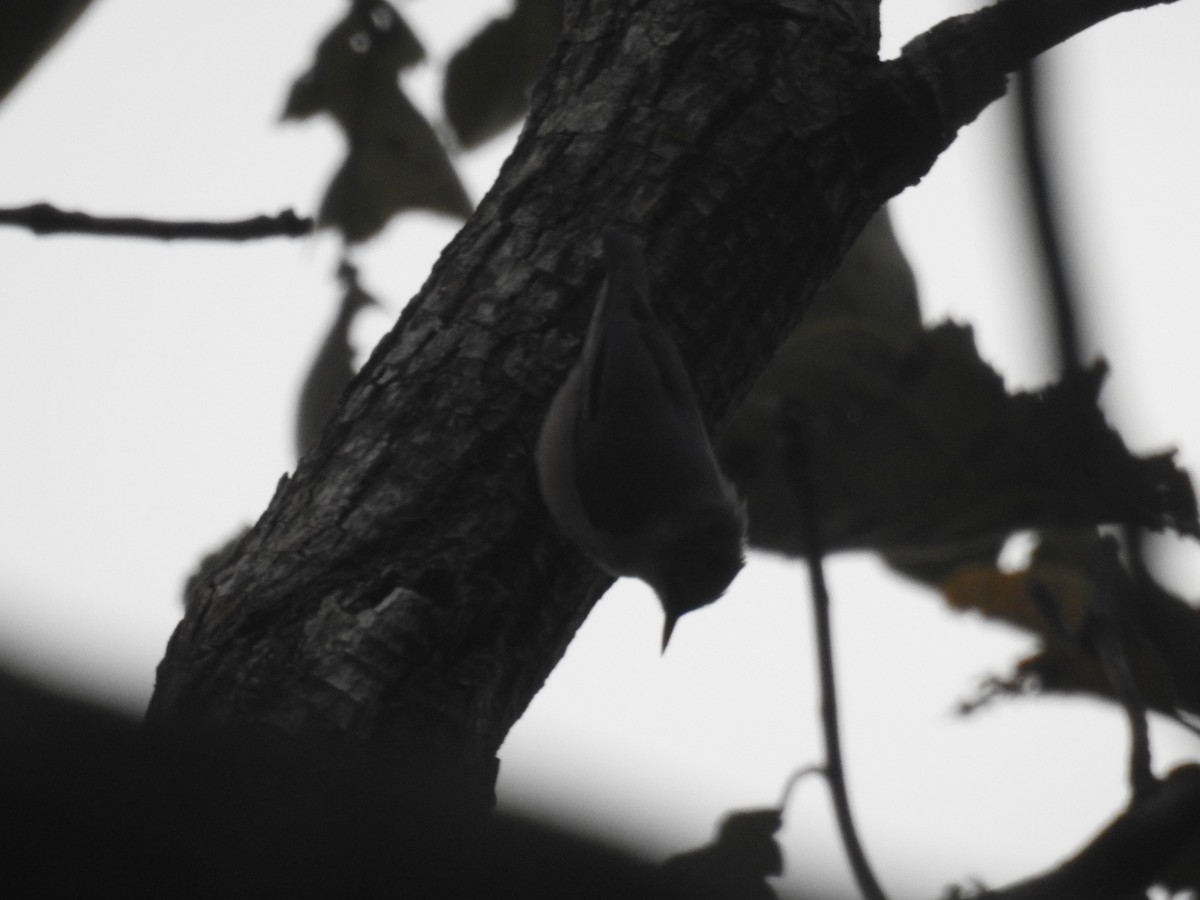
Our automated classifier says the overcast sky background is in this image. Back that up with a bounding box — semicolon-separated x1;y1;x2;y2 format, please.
2;1;1199;897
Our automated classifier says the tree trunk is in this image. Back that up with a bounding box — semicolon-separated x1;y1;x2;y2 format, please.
148;0;1183;797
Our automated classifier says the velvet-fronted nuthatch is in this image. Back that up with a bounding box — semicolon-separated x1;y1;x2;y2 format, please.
536;230;746;649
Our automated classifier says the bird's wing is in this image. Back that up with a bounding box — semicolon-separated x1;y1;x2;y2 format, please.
574;310;724;535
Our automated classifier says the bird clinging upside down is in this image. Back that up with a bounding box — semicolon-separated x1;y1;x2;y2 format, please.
536;230;746;649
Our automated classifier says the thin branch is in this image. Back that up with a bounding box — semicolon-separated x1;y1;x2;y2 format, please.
0;203;313;241
899;0;1185;89
784;408;890;900
1092;539;1156;797
861;0;1185;205
776;764;824;811
1014;47;1158;797
1014;58;1082;370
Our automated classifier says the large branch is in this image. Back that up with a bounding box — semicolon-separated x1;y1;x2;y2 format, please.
149;0;1185;789
988;765;1200;900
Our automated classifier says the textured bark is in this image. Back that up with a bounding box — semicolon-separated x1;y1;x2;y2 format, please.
148;0;1184;789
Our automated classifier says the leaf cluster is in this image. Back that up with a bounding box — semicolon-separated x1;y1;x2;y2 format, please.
282;0;473;242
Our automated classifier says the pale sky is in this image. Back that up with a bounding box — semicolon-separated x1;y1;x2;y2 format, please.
1;2;1199;897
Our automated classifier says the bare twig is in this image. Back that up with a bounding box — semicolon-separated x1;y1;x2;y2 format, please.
1014;59;1081;370
1092;539;1156;796
0;203;313;241
776;764;824;812
1015;56;1158;796
783;408;890;900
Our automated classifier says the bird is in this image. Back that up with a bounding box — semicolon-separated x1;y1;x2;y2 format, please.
295;261;377;458
535;229;746;649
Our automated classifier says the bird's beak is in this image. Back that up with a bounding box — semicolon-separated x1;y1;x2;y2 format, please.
661;614;678;653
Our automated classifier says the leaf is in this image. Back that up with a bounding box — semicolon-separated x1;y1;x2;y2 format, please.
295;262;378;458
721;308;1198;580
443;0;565;148
720;208;1197;578
283;0;472;242
282;0;424;122
317;88;473;242
0;0;96;106
660;808;784;900
1155;825;1200;897
943;531;1200;721
799;205;921;334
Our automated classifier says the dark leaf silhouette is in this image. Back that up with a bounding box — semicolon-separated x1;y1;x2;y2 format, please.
798;207;921;334
443;0;565;148
283;0;472;242
722;321;1198;581
282;0;423;123
660;808;785;900
720;207;1197;579
295;261;378;458
1153;826;1200;897
0;0;96;106
315;88;473;242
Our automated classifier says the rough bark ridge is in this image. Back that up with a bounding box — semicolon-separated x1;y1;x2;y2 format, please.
149;0;1182;784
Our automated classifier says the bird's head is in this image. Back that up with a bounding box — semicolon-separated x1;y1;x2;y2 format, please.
654;501;746;650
